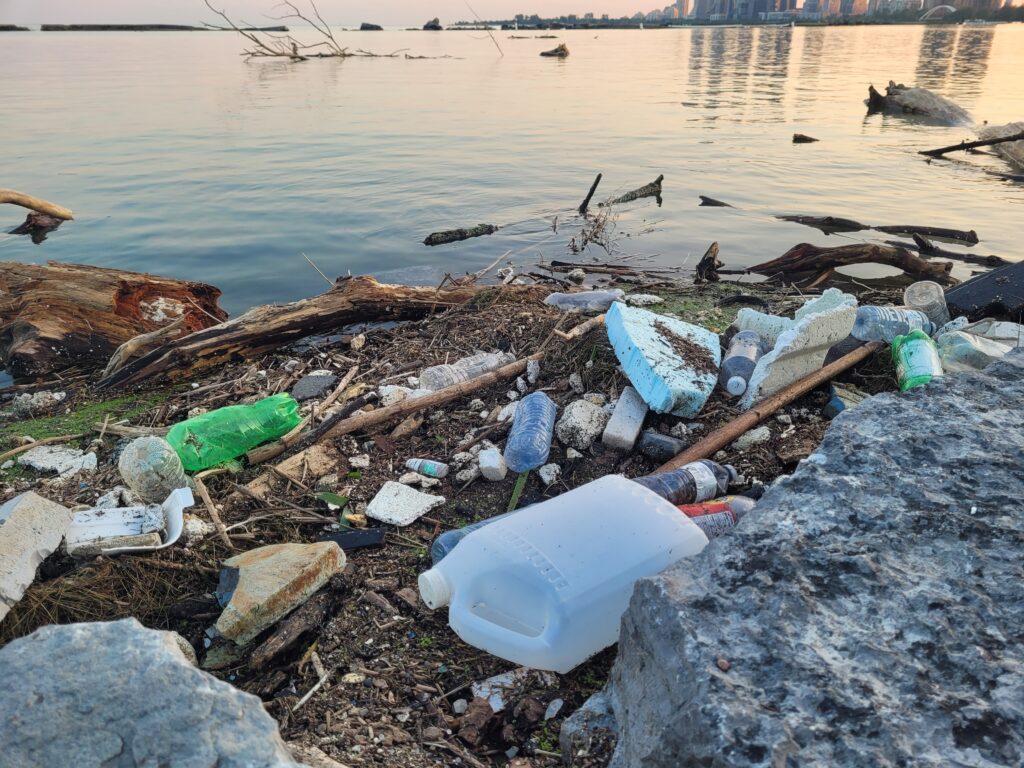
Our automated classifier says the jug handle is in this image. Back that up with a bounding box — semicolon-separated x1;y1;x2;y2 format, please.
449;591;560;663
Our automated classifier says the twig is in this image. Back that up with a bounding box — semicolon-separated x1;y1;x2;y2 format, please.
193;476;234;549
302;252;335;288
578;173;603;216
463;1;503;57
919;129;1024;159
292;651;329;711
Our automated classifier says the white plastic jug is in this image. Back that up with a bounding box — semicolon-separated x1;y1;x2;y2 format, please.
418;475;710;673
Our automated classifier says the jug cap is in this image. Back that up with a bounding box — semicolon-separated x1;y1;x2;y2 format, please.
418;568;451;609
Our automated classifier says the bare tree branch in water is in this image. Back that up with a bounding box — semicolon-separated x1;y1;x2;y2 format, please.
202;0;416;60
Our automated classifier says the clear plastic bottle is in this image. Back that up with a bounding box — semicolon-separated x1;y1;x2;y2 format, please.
851;306;936;343
892;330;943;391
419;352;515;391
118;436;192;504
406;459;449;478
417;475;709;673
903;281;951;328
431;512;512;563
676;496;756;539
543;290;625;313
631;459;738;505
719;331;768;397
166;393;302;472
503;392;558;473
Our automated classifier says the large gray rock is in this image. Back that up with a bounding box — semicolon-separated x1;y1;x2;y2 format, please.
600;350;1024;767
0;619;304;767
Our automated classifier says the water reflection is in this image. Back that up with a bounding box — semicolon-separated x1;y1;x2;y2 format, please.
916;27;957;90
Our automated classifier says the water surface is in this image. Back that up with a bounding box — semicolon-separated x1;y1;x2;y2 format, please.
1;24;1022;315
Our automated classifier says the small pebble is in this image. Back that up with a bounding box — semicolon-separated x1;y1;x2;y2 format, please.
670;423;689;439
538;463;561;486
565;448;583;460
507;390;519;401
516;376;528;394
455;465;481;484
526;359;541;385
453;699;469;715
776;414;793;425
350;454;371;469
569;373;585;394
716;657;731;672
468;398;485;411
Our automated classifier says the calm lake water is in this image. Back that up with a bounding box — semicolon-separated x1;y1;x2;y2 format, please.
1;24;1022;316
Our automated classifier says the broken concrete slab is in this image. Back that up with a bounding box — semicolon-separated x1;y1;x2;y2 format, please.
601;386;648;451
0;618;302;767
605;302;720;417
215;541;345;645
738;289;857;410
365;481;445;527
16;445;97;478
0;492;72;623
556;399;610;451
601;349;1024;767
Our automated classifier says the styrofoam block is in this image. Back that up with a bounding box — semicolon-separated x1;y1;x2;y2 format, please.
601;386;648;451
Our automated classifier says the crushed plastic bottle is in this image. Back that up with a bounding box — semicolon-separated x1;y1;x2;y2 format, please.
631;459;738;505
719;331;768;397
166;393;302;472
419;352;515;391
503;391;558;473
903;281;951;328
543;289;625;313
118;436;192;504
406;459;449;479
892;330;943;391
417;475;709;673
851;306;936;343
677;496;756;539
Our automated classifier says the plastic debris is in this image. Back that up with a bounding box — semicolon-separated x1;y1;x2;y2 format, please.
118;436;191;504
504;392;558;473
601;386;648;452
365;482;445;527
66;488;193;557
419;352;514;391
632;460;738;506
544;289;624;313
903;281;950;327
892;330;943;391
405;458;449;479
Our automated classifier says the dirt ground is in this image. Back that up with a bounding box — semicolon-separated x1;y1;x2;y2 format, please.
0;278;902;767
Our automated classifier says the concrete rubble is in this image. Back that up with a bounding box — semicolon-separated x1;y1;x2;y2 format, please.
555;399;610;451
0;493;72;623
0;619;304;767
215;541;345;645
576;350;1024;768
16;445;97;478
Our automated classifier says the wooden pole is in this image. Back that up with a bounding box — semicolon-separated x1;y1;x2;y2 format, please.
654;342;884;473
0;189;74;220
919;130;1024;159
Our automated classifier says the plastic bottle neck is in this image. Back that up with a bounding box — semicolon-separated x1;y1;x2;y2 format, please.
418;568;452;609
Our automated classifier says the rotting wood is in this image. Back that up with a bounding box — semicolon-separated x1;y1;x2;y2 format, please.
885;235;1008;268
600;174;664;207
0;189;73;220
699;195;733;207
919;130;1024;159
101;316;187;379
97;277;546;389
8;212;64;244
694;242;723;284
322;355;541;441
872;224;978;246
578;173;602;216
193;475;233;549
739;242;955;286
422;224;499;247
655;342;885;473
0;261;225;380
251;589;334;669
776;214;868;234
555;314;605;341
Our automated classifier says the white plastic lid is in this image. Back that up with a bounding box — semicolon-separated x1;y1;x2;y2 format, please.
418;569;452;609
726;376;747;396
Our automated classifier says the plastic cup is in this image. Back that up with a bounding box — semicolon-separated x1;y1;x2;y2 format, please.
904;281;950;328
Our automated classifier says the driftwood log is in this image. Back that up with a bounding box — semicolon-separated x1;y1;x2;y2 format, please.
98;277;546;389
423;223;499;246
0;189;74;220
792;133;819;144
776;214;868;234
0;261;225;379
8;212;64;244
873;224;978;246
578;173;602;215
886;235;1007;268
698;195;733;207
601;175;664;207
694;242;723;283
727;243;955;286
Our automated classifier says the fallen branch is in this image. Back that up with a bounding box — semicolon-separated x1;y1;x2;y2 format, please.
600;175;664;207
0;189;74;220
655;342;884;473
578;173;602;216
743;242;955;286
101;316;186;379
555;314;605;341
776;214;868;234
694;242;723;284
193;475;234;549
886;235;1008;268
322;355;541;441
423;224;498;246
873;224;978;246
919;130;1024;159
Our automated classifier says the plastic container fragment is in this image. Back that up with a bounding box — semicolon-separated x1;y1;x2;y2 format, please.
503;391;558;473
406;459;449;479
419;352;514;391
417;475;709;672
166;393;302;472
936;328;1015;373
851;306;936;343
892;330;943;391
903;281;950;328
719;331;768;397
631;459;738;506
118;436;191;503
431;512;512;564
543;289;625;313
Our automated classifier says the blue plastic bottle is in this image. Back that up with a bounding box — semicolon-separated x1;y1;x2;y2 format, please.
503;392;558;473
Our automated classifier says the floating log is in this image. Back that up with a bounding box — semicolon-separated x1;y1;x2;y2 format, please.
919;129;1024;159
776;214;867;234
865;81;971;125
0;189;73;220
578;173;602;216
744;242;955;286
885;235;1008;268
698;195;733;207
694;242;723;284
792;133;819;144
8;212;64;244
98;277;546;389
601;175;664;207
423;223;498;246
873;224;978;246
0;261;225;379
540;43;569;57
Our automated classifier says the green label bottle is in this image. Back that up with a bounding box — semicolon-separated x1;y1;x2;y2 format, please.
891;330;943;392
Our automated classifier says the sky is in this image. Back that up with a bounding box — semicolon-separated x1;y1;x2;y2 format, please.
0;1;651;26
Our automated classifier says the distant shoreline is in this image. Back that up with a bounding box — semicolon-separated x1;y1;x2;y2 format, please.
1;24;288;33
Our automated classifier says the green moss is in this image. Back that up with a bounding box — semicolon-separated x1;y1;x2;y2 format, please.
535;721;561;752
0;391;172;447
626;283;771;335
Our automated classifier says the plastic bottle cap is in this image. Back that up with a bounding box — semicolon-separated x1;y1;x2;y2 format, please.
726;376;747;396
418;569;452;609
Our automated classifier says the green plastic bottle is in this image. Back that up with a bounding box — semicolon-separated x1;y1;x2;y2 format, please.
166;393;302;471
891;330;943;392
